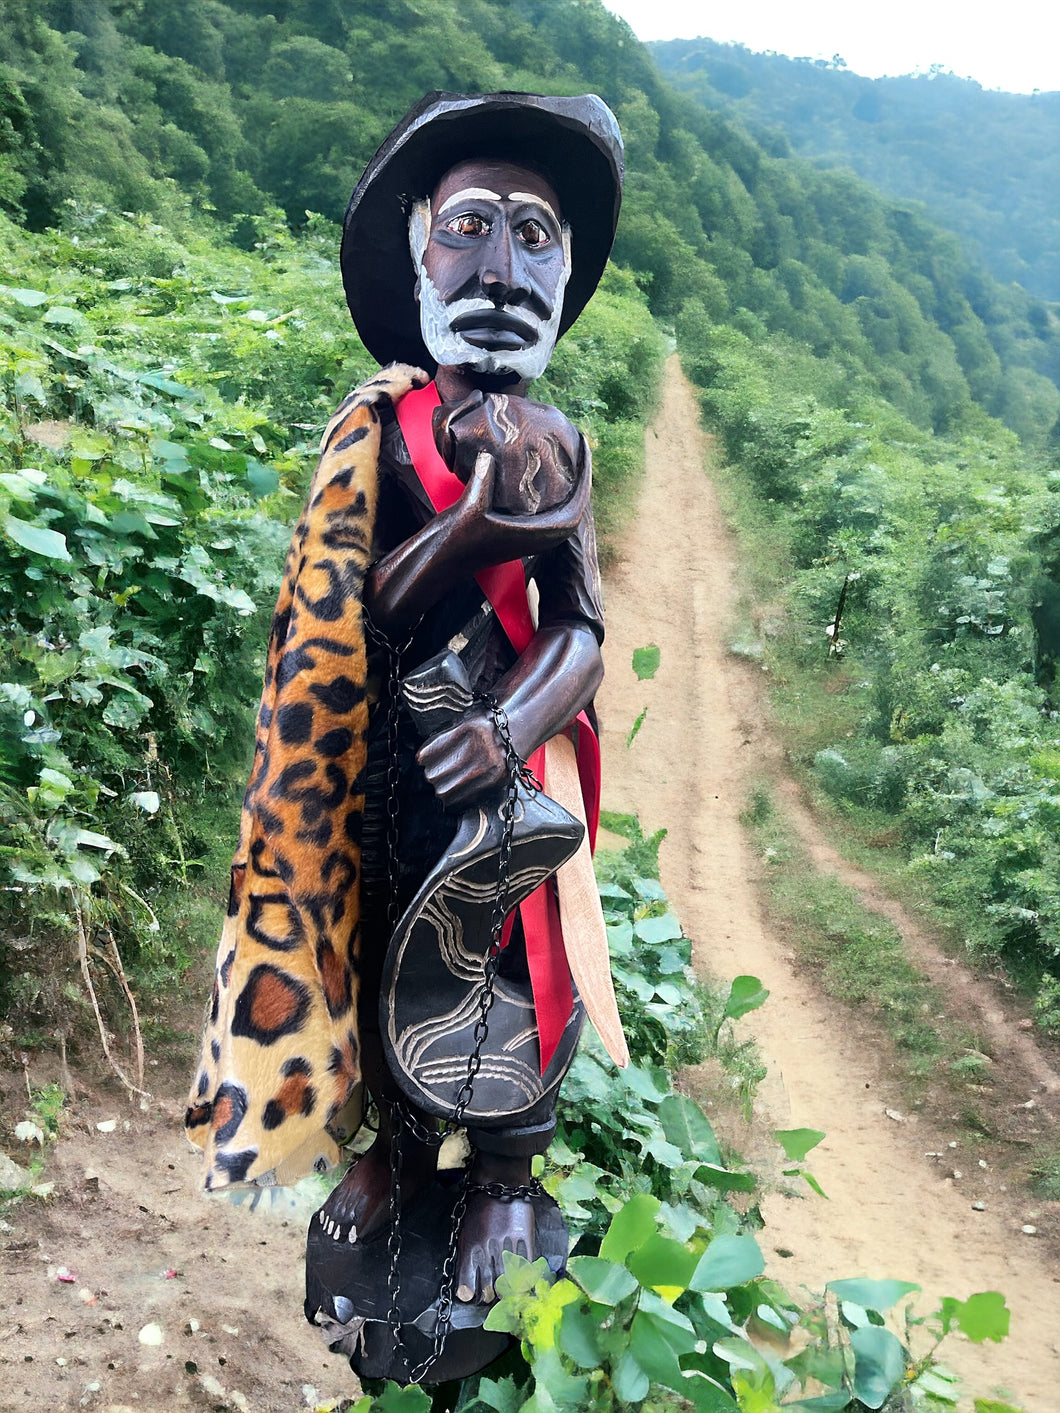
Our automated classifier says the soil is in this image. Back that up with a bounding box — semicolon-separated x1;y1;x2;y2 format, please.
1;357;1058;1411
595;358;1060;1411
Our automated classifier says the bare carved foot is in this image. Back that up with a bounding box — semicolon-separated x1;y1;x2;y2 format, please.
455;1153;537;1304
315;1126;436;1246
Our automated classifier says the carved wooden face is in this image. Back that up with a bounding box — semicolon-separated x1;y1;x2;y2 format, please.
410;158;571;380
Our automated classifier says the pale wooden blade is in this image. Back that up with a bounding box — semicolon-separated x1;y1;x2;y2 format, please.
545;734;630;1068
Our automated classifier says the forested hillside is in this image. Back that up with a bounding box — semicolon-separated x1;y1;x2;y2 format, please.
652;36;1060;303
1;2;1058;1407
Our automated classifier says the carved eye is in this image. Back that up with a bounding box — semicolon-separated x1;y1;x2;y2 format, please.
518;219;551;249
445;212;491;238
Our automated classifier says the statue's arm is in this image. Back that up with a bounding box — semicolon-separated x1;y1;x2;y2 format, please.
415;620;602;808
365;448;590;638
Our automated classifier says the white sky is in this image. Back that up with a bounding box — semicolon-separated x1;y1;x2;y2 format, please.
604;0;1060;94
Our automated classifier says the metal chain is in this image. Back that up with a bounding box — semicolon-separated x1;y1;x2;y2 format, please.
467;1180;546;1202
371;654;540;1384
363;607;420;1364
384;1103;405;1339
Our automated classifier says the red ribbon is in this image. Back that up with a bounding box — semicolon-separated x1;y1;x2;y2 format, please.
395;382;600;1070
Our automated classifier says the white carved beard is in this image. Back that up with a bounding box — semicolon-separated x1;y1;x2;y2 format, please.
408;199;571;381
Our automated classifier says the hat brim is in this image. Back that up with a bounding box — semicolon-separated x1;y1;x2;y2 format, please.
341;92;624;373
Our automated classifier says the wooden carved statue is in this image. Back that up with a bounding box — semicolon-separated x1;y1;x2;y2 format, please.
185;91;627;1385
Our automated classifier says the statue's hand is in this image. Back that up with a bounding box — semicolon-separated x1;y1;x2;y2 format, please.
416;705;508;809
436;392;589;560
439;393;590;565
437;392;582;511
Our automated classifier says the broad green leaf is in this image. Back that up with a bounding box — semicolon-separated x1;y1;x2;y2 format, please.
911;1366;959;1403
244;457;280;498
627;1234;698;1294
839;1300;871;1329
68;827;121;852
4;286;48;305
151;437;191;472
621;1063;671;1102
605;917;633;955
567;1256;638;1306
0;471;41;502
137;371;200;399
638;1289;697;1340
698;1290;740;1335
493;1253;551;1300
469;1375;525;1413
42;306;87;327
690;1233;765;1291
634;912;683;945
369;1385;432;1412
683;1371;740;1412
784;1395;851;1411
712;1335;768;1375
103;692;152;729
724;974;769;1021
14;370;46;403
556;1305;602;1369
827;1278;920;1313
632;643;661;680
972;1401;1024;1412
3;515;71;561
639;1133;687;1168
599;1193;660;1263
522;1278;580;1353
656;940;692;973
775;1128;826;1163
849;1326;907;1409
611;1348;649;1404
630;1309;684;1389
696;1162;757;1193
939;1291;1010;1343
522;1348;587;1409
658;1200;704;1242
657;1093;723;1164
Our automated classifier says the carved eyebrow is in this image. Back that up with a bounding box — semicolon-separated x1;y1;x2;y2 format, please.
507;193;559;223
436;188;560;225
437;187;502;214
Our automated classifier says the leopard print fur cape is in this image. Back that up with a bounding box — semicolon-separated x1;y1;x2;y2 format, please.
184;364;429;1191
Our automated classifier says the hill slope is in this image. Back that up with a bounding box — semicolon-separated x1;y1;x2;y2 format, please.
651;36;1060;303
2;0;1058;442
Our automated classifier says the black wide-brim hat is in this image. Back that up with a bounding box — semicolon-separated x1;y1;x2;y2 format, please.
341;91;624;373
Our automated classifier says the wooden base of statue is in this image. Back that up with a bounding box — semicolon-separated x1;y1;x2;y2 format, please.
304;1176;569;1385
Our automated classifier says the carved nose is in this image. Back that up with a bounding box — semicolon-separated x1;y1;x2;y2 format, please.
481;232;530;306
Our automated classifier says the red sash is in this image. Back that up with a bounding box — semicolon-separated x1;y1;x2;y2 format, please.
395;381;601;1071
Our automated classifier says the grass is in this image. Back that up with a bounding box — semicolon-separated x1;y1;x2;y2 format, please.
1030;1137;1060;1200
740;783;973;1083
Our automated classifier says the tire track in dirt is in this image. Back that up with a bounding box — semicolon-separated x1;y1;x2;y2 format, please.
595;356;1060;1410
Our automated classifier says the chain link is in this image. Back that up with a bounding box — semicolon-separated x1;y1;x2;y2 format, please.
466;1180;545;1202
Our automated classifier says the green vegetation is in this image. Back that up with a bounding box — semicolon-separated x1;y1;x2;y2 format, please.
342;837;1012;1411
651;38;1060;302
741;785;972;1081
673;305;1060;1024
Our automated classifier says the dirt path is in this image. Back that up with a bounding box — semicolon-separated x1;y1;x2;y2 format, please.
0;1048;358;1413
595;357;1060;1411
